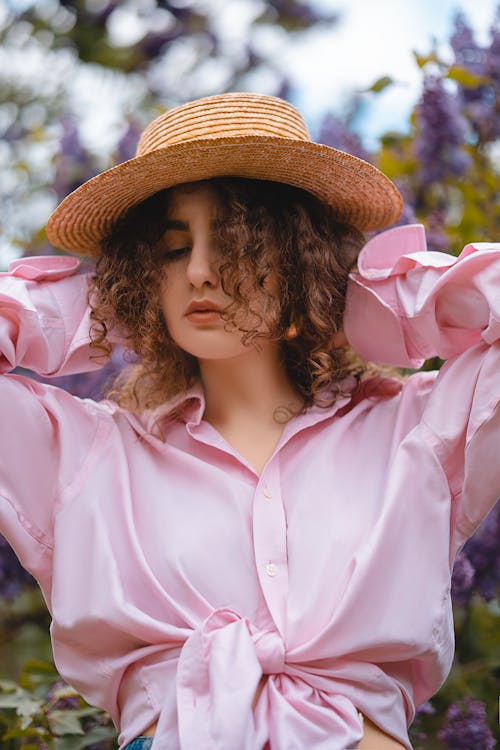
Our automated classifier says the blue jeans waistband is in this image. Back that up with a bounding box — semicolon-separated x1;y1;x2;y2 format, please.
123;738;153;750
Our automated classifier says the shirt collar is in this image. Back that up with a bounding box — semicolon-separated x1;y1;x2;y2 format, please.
142;381;206;436
141;377;360;441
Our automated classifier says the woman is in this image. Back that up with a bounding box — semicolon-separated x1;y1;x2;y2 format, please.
1;93;498;750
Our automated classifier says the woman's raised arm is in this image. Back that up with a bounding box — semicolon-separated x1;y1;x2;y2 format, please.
0;255;114;597
343;224;500;554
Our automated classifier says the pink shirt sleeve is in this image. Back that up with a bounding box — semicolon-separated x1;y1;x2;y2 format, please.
344;223;499;368
344;224;500;550
0;256;109;594
0;255;107;376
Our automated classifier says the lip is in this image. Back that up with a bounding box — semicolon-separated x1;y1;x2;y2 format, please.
186;310;222;324
184;300;223;316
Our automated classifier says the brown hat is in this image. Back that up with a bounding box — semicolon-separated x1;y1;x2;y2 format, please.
45;92;403;255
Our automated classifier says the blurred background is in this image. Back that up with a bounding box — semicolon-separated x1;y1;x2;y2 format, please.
0;1;499;748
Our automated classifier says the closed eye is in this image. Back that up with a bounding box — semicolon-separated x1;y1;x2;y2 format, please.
162;247;191;261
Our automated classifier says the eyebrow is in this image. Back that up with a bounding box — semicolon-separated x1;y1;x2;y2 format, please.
164;219;189;231
164;218;218;231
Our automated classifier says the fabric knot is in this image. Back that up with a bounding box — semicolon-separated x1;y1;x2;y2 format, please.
175;608;285;749
158;607;368;749
252;628;285;675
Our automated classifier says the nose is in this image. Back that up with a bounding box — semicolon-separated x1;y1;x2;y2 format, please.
186;241;220;289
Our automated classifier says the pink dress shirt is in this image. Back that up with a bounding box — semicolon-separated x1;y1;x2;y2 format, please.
0;224;499;750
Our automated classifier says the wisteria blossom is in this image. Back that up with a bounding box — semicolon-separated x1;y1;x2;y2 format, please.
414;75;471;186
438;697;496;750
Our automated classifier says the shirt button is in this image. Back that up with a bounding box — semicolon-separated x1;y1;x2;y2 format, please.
265;562;278;577
263;486;272;499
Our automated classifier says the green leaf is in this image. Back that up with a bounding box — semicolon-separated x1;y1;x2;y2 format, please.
48;710;85;736
21;659;57;674
80;724;118;746
379;130;407;147
446;65;492;88
20;659;58;687
0;693;42;714
54;724;117;750
366;76;394;93
0;681;18;693
2;722;51;743
413;50;442;68
50;706;106;721
0;686;44;731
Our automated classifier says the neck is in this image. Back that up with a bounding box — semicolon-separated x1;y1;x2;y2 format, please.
199;342;303;428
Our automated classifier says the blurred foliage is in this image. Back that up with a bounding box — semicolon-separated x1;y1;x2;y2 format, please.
0;588;117;747
321;7;500;253
0;659;117;749
0;1;499;748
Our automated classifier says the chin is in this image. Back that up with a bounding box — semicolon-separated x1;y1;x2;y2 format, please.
187;346;248;361
171;335;247;361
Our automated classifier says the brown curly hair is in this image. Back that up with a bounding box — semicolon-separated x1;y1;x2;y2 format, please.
88;177;370;422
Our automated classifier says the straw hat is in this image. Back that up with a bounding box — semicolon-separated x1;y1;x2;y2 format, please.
46;92;403;255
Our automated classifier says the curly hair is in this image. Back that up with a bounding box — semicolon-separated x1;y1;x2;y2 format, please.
87;177;372;423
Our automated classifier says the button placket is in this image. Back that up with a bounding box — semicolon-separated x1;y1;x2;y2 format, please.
253;466;288;634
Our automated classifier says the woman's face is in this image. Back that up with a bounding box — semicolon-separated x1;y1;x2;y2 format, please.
158;183;277;360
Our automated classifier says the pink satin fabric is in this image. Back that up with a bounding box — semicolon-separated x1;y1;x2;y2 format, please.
0;224;499;749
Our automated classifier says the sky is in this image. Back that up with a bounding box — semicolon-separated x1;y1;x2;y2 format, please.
282;0;499;146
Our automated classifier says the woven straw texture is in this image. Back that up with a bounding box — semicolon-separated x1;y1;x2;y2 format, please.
46;93;403;255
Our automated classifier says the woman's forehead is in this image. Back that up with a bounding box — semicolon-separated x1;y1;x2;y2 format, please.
169;180;216;202
166;181;219;219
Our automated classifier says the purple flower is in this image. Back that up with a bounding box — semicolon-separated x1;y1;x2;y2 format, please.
116;120;142;163
451;551;475;606
276;77;293;102
140;26;183;61
416;700;436;716
451;12;488;76
462;502;500;602
450;10;500;142
409;701;434;748
368;179;418;236
483;10;500;140
53;116;97;202
46;680;81;710
438;697;496;750
29;345;130;401
425;210;450;252
392;180;418;226
487;9;500;78
317;114;372;162
265;0;339;27
0;534;36;600
414;75;471;186
84;0;119;23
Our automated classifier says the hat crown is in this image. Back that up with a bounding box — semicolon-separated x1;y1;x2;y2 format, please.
136;93;310;156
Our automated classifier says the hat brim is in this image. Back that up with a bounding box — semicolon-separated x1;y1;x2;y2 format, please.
45;136;403;255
